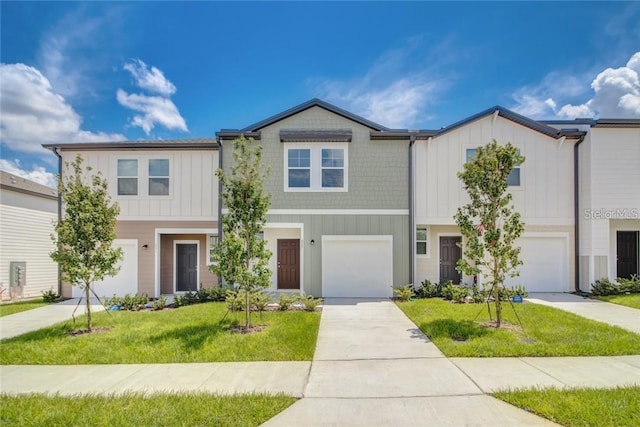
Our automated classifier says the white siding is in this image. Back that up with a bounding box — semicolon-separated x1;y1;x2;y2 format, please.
59;150;219;221
414;115;574;226
0;204;58;299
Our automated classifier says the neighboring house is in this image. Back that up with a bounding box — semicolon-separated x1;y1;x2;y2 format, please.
41;100;638;297
217;99;411;298
0;171;58;300
42;140;219;299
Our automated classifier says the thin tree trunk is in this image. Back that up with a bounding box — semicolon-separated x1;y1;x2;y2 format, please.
85;283;92;331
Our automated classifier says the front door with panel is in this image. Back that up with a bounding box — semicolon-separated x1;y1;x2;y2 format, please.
617;231;639;279
440;236;462;284
176;243;198;292
278;239;300;290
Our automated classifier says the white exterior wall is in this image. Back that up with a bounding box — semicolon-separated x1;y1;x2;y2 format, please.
60;150;219;221
0;198;58;299
579;127;640;286
414;115;574;226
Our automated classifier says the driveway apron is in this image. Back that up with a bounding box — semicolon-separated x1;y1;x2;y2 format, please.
264;298;556;426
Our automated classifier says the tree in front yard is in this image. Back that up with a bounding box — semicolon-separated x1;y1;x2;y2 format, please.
454;140;525;327
211;136;272;329
50;155;123;331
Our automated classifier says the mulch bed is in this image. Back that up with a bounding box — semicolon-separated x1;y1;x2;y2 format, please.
67;326;112;336
229;325;268;334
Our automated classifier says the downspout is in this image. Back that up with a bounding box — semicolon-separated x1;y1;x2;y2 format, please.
53;147;63;297
409;134;416;287
573;134;586;294
216;136;224;285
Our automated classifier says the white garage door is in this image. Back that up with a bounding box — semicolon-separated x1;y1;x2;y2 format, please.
507;235;569;292
72;239;138;298
322;235;393;298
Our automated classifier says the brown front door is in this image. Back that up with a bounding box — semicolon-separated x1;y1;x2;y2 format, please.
440;236;462;284
617;231;639;279
278;239;300;289
176;243;198;292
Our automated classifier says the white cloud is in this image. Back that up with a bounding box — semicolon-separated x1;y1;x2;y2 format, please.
0;159;56;188
312;42;450;129
118;60;188;134
124;59;176;96
512;52;640;119
0;63;125;154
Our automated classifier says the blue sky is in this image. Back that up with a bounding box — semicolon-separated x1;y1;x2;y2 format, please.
1;1;639;187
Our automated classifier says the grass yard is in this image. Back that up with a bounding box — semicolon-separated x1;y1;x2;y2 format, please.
397;299;640;357
596;294;640;309
0;303;320;364
494;386;640;427
0;300;48;317
1;392;296;427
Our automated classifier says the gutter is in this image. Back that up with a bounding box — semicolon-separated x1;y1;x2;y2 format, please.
52;147;63;297
570;131;587;294
409;134;416;287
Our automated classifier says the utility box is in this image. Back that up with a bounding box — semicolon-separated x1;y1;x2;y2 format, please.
9;262;26;299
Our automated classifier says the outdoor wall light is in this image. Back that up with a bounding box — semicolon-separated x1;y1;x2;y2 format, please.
142;244;149;250
310;239;315;246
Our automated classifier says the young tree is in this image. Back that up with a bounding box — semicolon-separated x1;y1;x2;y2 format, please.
211;136;272;329
454;140;525;327
50;155;123;331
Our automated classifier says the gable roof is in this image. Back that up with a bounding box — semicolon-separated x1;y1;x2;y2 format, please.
42;138;218;151
229;98;396;134
429;105;563;139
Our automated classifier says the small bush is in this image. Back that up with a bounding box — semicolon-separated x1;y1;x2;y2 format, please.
440;280;455;300
449;285;470;303
152;296;167;311
471;283;486;303
41;289;60;303
105;293;149;311
298;293;323;311
510;284;528;298
416;279;440;298
251;291;272;312
592;278;621;296
618;275;640;294
278;293;297;311
225;290;245;312
394;284;414;302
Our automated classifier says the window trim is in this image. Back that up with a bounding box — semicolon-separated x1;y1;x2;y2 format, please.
284;143;349;192
206;234;219;266
416;226;430;257
148;158;171;196
117;159;139;196
114;156;173;198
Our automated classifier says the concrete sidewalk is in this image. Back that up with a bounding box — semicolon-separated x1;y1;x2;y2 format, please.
527;292;640;334
0;298;106;340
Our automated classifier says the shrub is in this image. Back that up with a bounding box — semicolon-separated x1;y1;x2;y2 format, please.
152;296;167;311
105;294;149;311
251;291;272;312
41;289;60;303
416;279;440;298
298;293;323;311
510;284;528;298
471;283;486;303
618;275;640;294
449;285;470;303
394;284;414;302
592;278;621;296
440;280;455;300
277;293;297;311
225;290;245;312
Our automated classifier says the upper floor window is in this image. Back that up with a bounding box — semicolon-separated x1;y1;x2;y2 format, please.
149;159;170;196
285;144;348;192
117;159;138;196
416;226;429;256
466;148;521;187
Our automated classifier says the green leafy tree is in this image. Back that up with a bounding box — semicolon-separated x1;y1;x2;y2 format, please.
211;136;272;329
50;155;123;331
454;140;525;327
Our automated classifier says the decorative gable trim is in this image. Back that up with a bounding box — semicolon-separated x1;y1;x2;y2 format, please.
280;129;352;143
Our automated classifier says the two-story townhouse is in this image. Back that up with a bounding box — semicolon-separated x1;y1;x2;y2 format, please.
411;107;586;292
43;140;219;299
0;171;58;300
545;118;640;289
217;99;411;298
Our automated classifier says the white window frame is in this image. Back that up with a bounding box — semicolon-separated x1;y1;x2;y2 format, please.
148;158;171;196
117;159;139;196
206;234;219;266
284;143;348;192
114;156;173;198
464;146;522;188
416;226;430;257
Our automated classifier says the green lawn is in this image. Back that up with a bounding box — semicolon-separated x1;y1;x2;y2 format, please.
0;300;48;317
397;299;640;357
494;386;640;427
596;294;640;309
0;303;320;364
1;392;296;427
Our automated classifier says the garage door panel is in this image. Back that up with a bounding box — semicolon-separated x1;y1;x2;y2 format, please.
506;235;569;293
72;239;138;298
322;236;393;298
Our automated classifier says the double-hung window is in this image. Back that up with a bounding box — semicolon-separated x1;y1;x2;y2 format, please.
149;159;170;196
117;159;138;196
416;226;429;256
285;144;348;191
465;147;521;187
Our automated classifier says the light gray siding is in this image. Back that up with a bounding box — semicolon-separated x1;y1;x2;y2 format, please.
266;213;410;296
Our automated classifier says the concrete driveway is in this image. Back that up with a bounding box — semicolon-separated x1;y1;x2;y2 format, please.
263;298;556;426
